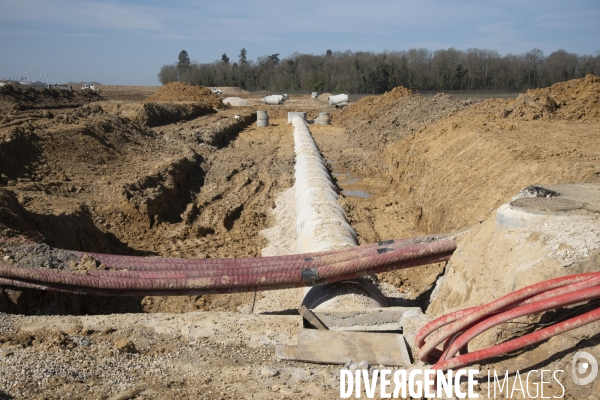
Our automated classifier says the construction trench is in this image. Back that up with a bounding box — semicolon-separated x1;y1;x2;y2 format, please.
0;80;599;398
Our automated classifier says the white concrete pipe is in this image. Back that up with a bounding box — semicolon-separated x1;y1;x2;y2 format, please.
291;116;386;309
256;110;269;127
328;94;348;105
314;112;331;125
288;112;307;123
263;95;284;105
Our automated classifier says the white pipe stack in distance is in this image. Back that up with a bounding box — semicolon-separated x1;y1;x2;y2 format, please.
328;94;348;105
263;95;284;105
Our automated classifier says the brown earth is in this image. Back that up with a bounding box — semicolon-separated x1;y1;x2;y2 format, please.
0;84;102;113
99;85;159;102
0;78;599;398
145;82;225;109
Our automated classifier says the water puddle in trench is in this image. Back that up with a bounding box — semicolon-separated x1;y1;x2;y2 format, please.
342;190;371;198
332;172;371;198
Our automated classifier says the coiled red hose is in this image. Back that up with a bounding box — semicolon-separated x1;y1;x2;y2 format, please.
0;236;455;296
416;272;600;372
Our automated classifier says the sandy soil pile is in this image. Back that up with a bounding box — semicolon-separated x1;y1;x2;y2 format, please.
342;86;412;120
146;82;224;108
316;92;332;101
494;73;600;121
338;92;471;153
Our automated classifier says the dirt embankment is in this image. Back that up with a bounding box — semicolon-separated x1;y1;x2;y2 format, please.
333;88;472;161
372;76;600;235
99;85;159;101
146;82;225;109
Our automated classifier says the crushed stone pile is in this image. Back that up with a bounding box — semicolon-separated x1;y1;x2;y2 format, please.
145;82;224;108
487;74;600;121
343;86;412;120
223;97;252;107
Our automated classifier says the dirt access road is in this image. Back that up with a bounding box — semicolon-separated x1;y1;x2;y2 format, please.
1;78;600;398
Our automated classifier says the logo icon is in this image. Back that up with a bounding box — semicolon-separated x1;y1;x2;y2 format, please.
572;351;598;385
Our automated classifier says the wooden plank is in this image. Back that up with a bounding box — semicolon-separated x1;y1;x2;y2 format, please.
275;329;411;366
299;305;328;330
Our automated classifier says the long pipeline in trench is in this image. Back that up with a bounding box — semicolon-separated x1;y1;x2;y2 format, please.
290;115;386;308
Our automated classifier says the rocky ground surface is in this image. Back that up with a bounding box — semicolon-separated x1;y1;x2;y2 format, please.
0;77;599;398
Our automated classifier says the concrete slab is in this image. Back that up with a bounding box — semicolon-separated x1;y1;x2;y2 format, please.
497;183;600;230
311;306;422;331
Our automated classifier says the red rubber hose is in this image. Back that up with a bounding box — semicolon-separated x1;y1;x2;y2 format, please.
80;236;427;271
433;306;600;372
416;272;600;361
0;237;455;296
416;272;600;373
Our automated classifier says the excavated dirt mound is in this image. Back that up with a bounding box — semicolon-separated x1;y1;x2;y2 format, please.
343;86;412;120
316;92;332;102
492;73;600;121
0;84;102;112
146;82;225;109
99;85;159;101
325;90;472;162
89;101;217;127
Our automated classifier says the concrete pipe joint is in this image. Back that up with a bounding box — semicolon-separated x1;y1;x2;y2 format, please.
294;162;329;175
294;167;331;181
296;221;357;254
294;178;338;199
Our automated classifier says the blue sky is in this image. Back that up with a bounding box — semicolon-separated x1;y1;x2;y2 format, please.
1;0;599;86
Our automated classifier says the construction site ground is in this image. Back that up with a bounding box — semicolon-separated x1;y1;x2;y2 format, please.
0;78;599;399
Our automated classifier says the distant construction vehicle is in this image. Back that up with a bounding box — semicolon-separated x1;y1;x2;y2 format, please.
212;87;223;95
81;83;96;91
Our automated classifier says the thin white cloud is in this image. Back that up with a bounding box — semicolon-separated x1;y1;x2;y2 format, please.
535;9;600;29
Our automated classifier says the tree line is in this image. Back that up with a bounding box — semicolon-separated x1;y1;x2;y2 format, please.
158;48;600;94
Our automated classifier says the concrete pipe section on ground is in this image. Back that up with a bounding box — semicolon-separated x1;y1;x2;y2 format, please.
290;114;387;309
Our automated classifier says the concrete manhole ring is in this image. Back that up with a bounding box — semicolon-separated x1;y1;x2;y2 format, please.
510;197;585;212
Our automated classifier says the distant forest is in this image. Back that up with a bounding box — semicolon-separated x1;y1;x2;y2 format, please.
158;47;600;94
